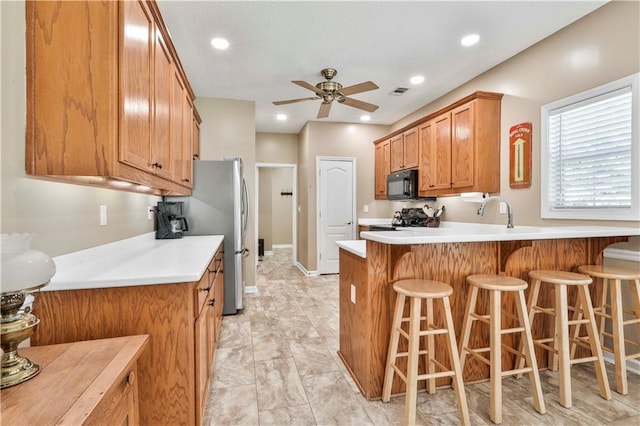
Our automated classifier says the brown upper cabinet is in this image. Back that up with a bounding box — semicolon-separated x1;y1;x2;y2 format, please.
26;0;201;196
374;91;502;199
389;128;419;172
374;139;391;199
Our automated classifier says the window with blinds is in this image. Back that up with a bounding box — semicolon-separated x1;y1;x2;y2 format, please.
541;73;639;220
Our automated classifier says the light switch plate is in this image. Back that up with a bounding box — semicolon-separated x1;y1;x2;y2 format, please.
147;206;154;220
100;205;107;226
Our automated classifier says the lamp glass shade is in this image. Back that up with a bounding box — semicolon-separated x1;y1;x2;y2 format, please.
1;234;56;294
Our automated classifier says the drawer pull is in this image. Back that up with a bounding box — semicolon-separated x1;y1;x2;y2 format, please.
208;299;215;307
126;371;135;386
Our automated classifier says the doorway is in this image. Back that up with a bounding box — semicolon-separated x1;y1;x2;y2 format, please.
254;163;297;290
316;156;356;274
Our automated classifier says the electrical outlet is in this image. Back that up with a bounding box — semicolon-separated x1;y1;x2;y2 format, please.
363;204;369;213
147;206;154;220
350;284;356;304
499;202;507;214
100;205;107;226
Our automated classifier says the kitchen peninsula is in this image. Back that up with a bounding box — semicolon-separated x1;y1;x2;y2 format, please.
336;222;640;400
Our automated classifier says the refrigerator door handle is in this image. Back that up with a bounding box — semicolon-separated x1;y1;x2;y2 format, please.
241;177;249;238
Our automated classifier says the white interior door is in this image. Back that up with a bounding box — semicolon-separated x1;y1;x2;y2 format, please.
318;157;355;274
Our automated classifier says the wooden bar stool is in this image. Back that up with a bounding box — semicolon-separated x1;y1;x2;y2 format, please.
515;270;611;408
382;279;469;426
575;264;640;395
459;275;545;424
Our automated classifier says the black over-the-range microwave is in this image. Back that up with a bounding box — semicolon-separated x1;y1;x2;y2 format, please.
387;169;419;200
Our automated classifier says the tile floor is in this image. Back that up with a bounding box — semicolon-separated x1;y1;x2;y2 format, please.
203;248;640;425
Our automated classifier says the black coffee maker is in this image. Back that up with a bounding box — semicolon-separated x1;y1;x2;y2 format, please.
155;201;189;239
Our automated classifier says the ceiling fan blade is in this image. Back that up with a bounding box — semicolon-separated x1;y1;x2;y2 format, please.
338;81;379;96
317;102;331;118
340;97;379;113
292;80;324;95
272;97;319;106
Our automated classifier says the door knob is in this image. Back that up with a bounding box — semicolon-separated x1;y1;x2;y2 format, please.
346;221;352;225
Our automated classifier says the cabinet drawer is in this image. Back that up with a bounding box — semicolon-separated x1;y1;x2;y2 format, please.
85;365;139;426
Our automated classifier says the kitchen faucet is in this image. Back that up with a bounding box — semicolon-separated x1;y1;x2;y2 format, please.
477;196;514;228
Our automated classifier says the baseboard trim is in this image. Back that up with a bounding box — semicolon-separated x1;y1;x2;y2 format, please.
244;286;258;294
272;244;293;249
295;262;319;277
603;351;640;375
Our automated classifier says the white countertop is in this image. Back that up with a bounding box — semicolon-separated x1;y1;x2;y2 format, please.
335;240;366;258
360;221;640;245
44;233;224;291
358;218;392;226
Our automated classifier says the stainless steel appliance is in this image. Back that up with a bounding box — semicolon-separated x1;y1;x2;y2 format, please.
168;159;248;315
387;169;419;200
155;201;189;239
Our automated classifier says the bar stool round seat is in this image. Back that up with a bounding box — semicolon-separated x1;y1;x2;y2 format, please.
459;274;545;424
382;279;469;426
576;264;640;395
516;269;611;408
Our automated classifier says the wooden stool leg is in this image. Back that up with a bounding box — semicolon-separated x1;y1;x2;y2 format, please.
598;278;609;347
555;284;572;408
442;296;470;426
569;298;585;361
490;290;502;424
578;286;612;401
610;279;627;395
631;279;640;337
382;293;405;402
426;298;436;394
459;286;479;374
516;279;541;377
515;289;546;415
404;296;421;426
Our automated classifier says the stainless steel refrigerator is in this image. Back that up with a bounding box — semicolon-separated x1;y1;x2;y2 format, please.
168;158;248;315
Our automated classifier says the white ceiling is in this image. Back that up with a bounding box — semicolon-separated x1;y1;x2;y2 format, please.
156;1;606;134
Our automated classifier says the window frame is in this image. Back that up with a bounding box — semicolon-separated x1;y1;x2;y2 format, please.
541;73;640;221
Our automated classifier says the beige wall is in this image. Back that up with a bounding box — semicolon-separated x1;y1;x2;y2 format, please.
0;1;160;257
270;168;293;246
297;122;390;271
258;169;273;251
256;132;299;164
194;97;257;287
393;0;640;229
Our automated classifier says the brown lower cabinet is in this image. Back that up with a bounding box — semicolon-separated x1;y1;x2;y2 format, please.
32;246;224;425
1;335;148;425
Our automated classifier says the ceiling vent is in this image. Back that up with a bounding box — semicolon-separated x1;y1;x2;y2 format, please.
389;87;409;96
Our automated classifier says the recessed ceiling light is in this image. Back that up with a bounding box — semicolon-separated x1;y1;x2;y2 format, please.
276;114;287;121
460;34;480;47
211;37;229;50
360;115;371;122
410;75;425;85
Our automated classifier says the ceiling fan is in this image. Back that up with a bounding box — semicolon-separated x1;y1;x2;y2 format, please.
273;68;379;119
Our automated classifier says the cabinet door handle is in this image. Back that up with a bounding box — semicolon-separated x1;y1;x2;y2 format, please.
152;162;163;169
208;299;215;307
126;371;135;386
183;178;190;183
193;154;200;159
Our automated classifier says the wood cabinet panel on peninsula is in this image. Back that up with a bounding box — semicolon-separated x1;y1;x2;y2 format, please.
26;0;200;196
31;245;224;425
374;91;502;199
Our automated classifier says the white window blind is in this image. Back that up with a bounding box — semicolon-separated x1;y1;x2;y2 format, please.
541;72;639;221
547;88;632;210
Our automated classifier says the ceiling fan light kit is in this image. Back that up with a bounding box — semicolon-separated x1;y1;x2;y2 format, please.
273;68;380;119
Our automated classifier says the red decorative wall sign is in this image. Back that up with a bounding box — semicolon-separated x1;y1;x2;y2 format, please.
509;122;532;189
